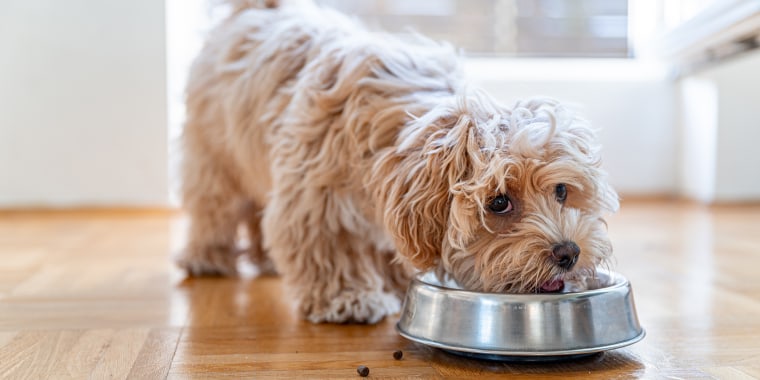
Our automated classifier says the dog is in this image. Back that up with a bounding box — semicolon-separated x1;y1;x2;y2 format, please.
176;0;619;324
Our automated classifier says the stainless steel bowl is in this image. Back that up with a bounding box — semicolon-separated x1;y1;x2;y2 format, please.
397;270;644;361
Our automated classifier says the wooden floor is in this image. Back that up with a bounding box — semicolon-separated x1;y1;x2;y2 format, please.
1;200;759;379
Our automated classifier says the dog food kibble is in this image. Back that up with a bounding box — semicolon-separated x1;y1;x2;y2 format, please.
393;350;403;360
357;365;370;377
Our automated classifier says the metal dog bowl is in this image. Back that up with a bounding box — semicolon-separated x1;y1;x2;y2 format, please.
396;270;645;361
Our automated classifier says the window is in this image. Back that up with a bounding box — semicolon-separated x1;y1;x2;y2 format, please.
316;0;629;57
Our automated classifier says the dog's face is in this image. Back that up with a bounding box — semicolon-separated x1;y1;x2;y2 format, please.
375;97;619;293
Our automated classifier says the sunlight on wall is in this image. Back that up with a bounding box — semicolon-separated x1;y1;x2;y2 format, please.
679;78;718;203
165;0;222;206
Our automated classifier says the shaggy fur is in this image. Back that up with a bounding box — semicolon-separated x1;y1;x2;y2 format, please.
177;0;619;324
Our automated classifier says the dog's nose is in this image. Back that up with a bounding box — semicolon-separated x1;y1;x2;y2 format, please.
551;242;580;270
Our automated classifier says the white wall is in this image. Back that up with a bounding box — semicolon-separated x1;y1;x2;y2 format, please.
0;0;168;208
466;59;677;197
678;78;718;203
678;49;760;202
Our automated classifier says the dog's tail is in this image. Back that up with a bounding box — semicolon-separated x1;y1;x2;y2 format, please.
223;0;281;14
220;0;316;15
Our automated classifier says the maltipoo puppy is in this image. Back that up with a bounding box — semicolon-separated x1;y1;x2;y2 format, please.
177;0;619;323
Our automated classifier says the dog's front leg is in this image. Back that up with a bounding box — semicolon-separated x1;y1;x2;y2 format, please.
262;188;400;324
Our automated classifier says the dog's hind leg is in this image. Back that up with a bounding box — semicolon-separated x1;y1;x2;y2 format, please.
176;134;244;276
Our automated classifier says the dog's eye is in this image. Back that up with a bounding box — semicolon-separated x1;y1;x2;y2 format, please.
555;184;567;203
488;194;513;214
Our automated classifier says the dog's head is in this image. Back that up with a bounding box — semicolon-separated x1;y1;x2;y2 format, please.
374;95;618;293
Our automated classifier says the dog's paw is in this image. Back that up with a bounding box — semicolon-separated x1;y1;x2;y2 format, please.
175;246;239;276
243;250;278;276
305;290;401;324
254;258;278;276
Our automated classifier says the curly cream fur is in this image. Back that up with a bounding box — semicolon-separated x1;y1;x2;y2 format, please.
177;1;619;324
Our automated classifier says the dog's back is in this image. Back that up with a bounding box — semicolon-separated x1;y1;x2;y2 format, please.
184;0;461;205
183;2;344;202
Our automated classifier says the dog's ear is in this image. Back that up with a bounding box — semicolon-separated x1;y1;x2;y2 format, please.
559;119;620;215
372;110;475;269
512;99;620;215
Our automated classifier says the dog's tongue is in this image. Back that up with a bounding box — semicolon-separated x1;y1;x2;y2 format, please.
540;279;565;293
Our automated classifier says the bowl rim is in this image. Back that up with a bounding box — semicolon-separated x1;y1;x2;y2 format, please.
411;268;630;300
